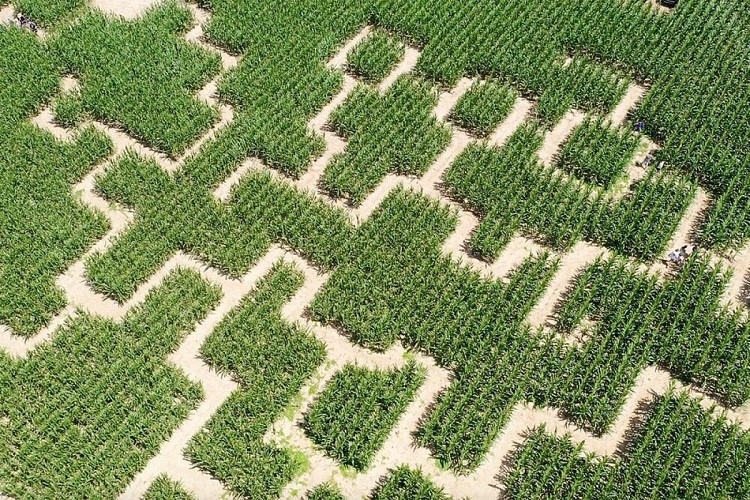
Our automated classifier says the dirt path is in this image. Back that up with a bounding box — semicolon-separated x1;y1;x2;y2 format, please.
378;46;420;93
120;248;285;499
723;243;750;308
433;77;473;121
92;0;159;19
538;110;585;167
488;97;533;148
527;241;608;330
607;83;645;126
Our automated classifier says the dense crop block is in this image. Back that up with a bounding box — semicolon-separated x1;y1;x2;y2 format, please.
303;362;425;470
186;263;327;498
311;189;564;469
373;0;750;247
371;466;450;500
445;125;695;260
449;80;517;137
323;76;451;204
0;124;112;336
347;29;405;83
505;392;750;499
51;3;221;157
0;27;60;132
307;483;346;500
12;0;86;26
182;0;369;181
0;269;220;498
88;153;352;301
556;116;640;188
143;475;196;500
555;255;750;407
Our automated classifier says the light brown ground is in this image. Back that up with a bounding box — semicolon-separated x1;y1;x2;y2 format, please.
92;0;160;19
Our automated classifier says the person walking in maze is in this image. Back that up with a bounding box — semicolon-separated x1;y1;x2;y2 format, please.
634;120;645;133
639;153;655;168
679;245;690;261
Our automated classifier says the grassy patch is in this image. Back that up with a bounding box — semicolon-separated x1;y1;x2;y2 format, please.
143;475;196;500
371;466;450;500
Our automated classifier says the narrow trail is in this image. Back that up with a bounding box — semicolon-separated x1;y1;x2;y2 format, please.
120;248;286;500
538;110;586;167
92;0;159;18
265;257;452;500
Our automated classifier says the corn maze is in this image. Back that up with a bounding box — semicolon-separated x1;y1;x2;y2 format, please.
1;0;749;498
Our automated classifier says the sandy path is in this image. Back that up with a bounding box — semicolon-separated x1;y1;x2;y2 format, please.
433;77;473;122
0;5;13;22
527;241;608;330
120;248;285;499
266;255;453;499
488;97;533;148
327;26;372;69
538;109;585;167
722;243;750;308
607;83;645;126
93;0;160;19
378;46;420;93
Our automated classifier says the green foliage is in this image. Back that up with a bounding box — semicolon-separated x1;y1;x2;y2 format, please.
184;0;369;180
0;26;60;133
323;76;451;204
372;0;750;246
445;125;695;260
555;255;750;407
306;482;346;500
186;263;327;498
303;362;425;470
87;153;352;302
52;88;86;128
12;0;86;26
347;28;405;83
505;392;750;499
449;79;517;137
142;475;196;500
0;269;220;498
370;466;449;500
0;124;112;335
51;2;221;157
312;189;560;469
556;116;640;187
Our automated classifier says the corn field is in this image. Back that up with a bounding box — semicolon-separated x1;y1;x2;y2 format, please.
1;0;749;497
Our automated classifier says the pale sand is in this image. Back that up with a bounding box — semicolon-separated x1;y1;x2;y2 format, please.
538;109;586;167
433;77;473;122
488;97;533;148
378;46;420;93
92;0;160;19
527;241;609;330
607;83;646;126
